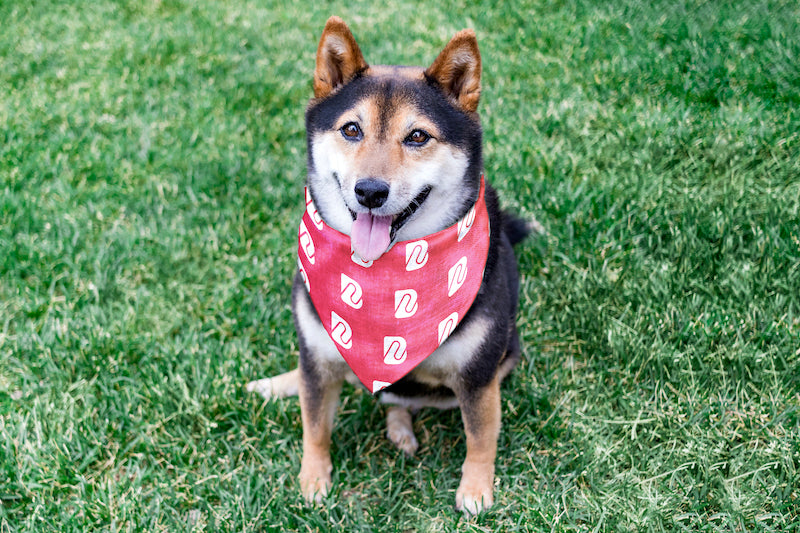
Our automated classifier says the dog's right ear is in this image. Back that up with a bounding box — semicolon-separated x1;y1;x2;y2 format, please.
314;16;368;99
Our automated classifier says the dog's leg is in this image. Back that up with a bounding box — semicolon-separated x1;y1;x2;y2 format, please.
246;368;300;399
298;365;342;503
386;406;419;456
497;328;522;383
455;375;501;515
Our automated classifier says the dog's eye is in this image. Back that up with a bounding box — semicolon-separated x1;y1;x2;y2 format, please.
404;129;430;146
340;122;363;141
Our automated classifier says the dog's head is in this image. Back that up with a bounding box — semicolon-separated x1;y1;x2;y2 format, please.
305;16;483;261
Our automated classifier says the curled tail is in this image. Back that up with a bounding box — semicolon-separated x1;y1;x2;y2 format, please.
501;211;546;246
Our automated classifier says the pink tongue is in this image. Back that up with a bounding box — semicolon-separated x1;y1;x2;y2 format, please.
351;212;392;261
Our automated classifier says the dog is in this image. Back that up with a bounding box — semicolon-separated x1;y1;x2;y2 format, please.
247;16;530;515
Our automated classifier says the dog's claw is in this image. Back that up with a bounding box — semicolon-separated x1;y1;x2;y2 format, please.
455;488;493;515
300;476;330;504
455;473;494;515
299;460;332;504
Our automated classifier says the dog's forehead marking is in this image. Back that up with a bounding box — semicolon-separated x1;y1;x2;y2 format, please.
337;87;441;142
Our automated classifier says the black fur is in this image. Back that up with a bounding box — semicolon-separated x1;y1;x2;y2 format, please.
289;19;529;512
303;66;528;406
306;75;484;224
383;183;525;400
502;211;532;246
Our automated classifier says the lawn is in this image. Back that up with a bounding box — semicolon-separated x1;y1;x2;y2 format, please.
1;0;799;531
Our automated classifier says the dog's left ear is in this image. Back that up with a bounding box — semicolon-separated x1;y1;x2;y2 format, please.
425;29;481;113
314;16;369;99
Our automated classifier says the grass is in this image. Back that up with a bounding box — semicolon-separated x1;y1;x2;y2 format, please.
1;0;799;530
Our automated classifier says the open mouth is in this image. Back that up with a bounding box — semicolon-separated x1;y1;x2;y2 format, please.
349;186;432;261
349;186;432;236
389;186;432;239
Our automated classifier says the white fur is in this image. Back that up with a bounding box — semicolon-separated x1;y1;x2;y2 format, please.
308;134;356;235
414;314;491;383
294;292;358;384
379;314;491;410
393;147;470;242
379;391;460;411
308;119;472;246
246;368;299;399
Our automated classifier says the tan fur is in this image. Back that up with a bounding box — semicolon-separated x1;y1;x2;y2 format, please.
327;96;445;184
367;64;425;81
247;18;510;516
424;29;482;112
298;371;343;502
386;406;419;456
314;16;368;99
455;376;501;514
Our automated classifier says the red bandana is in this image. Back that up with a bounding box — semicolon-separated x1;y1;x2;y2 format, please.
297;178;490;393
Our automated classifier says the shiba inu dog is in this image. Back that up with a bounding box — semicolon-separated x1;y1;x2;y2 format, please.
247;16;531;514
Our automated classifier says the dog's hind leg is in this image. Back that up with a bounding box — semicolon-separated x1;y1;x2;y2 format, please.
386;406;419;456
246;368;300;400
497;327;522;383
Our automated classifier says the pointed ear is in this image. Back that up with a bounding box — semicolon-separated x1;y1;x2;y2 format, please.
313;16;368;99
424;29;481;112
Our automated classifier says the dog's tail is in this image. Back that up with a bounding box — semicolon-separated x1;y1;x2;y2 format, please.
501;211;546;246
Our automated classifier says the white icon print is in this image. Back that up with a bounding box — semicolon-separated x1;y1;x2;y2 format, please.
394;289;418;318
351;248;373;268
340;273;363;309
447;256;468;297
457;205;476;242
437;312;459;345
330;311;352;349
298;258;310;293
299;220;315;265
305;189;324;230
372;380;391;393
383;336;408;365
405;240;429;271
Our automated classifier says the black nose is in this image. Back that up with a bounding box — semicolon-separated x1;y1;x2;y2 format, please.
354;178;390;209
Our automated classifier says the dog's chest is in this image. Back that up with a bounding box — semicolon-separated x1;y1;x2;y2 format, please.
400;314;491;388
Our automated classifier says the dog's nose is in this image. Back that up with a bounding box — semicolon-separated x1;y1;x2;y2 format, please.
354;178;390;209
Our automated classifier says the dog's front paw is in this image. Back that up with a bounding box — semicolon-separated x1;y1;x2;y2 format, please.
455;470;494;515
299;456;332;504
455;484;493;515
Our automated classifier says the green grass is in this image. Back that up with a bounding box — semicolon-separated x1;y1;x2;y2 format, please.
1;0;799;531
